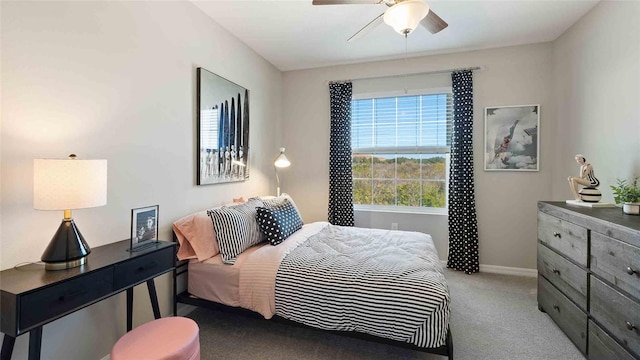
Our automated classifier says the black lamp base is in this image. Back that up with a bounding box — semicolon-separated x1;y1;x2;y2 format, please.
41;218;91;271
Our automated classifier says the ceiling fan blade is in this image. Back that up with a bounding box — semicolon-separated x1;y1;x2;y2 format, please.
348;13;384;42
421;9;448;34
312;0;382;5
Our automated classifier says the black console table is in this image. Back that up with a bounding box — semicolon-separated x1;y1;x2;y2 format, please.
0;240;176;360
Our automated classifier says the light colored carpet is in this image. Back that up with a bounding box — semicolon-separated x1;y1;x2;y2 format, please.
185;269;586;360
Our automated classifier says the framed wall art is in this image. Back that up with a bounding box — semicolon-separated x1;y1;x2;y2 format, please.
197;67;250;185
130;205;159;250
484;105;540;171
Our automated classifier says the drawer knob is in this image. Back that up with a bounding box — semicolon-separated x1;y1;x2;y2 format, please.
58;289;87;302
626;322;636;331
627;267;637;275
137;261;158;273
552;268;561;275
553;305;560;312
552;232;561;238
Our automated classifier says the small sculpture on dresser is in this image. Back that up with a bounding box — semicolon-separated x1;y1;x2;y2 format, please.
567;154;602;202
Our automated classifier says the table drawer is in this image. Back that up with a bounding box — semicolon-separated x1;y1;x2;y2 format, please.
591;232;640;301
537;243;587;310
19;268;113;332
588;320;636;360
538;275;587;354
538;212;588;267
591;276;640;356
114;247;174;289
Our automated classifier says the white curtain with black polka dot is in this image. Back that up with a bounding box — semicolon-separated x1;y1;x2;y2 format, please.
447;70;479;274
328;82;354;226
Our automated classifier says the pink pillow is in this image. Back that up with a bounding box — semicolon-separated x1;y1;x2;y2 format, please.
173;211;219;261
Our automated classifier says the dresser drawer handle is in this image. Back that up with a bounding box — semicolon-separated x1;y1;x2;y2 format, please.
627;267;637;275
552;268;561;275
137;261;158;273
553;305;560;312
626;322;636;331
58;289;87;302
552;232;561;238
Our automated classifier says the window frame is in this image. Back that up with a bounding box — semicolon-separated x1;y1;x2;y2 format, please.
351;87;452;215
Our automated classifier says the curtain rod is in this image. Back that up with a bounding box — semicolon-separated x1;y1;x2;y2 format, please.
328;66;484;85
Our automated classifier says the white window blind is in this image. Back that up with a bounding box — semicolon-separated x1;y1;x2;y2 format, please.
352;93;451;152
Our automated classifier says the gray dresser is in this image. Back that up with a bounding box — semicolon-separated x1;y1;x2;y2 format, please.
537;201;640;359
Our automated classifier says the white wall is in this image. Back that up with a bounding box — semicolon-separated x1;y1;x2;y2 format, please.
282;43;555;268
551;0;640;199
0;1;282;359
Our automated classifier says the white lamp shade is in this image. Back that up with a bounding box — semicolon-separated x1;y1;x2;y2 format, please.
274;148;291;168
34;158;107;210
383;0;429;35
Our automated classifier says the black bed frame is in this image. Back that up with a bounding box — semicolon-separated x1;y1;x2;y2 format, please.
172;234;454;360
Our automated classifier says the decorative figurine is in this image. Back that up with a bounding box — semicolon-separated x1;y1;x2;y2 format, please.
568;154;601;202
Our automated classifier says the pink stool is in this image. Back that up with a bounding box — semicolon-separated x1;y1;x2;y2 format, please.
111;317;200;360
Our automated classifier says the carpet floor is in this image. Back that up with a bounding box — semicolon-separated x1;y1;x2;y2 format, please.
185;269;586;360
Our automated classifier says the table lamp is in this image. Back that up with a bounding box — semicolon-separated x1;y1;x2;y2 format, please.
273;147;290;197
34;154;107;270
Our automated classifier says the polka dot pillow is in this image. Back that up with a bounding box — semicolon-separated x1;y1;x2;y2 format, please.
256;199;303;246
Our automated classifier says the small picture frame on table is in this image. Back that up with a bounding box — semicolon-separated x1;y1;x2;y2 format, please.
130;205;159;251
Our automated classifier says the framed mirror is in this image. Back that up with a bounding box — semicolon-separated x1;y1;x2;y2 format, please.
197;67;250;185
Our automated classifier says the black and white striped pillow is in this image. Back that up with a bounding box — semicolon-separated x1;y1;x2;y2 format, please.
207;198;264;264
256;199;303;246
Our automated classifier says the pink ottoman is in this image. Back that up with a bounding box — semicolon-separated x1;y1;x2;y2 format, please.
111;317;200;360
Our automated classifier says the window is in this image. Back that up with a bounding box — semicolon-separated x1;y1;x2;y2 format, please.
351;91;452;212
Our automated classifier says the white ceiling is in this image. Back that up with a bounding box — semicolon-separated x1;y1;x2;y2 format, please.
192;0;599;72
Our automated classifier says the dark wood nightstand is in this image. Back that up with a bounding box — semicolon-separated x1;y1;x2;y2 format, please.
0;239;176;360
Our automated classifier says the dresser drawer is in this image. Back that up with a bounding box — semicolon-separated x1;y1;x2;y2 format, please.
538;212;588;267
537;243;587;310
538;275;587;353
114;246;174;289
19;268;113;332
591;232;640;301
591;276;640;356
588;320;636;360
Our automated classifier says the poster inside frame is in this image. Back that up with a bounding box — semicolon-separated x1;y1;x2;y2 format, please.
130;205;159;250
484;104;540;171
197;67;250;185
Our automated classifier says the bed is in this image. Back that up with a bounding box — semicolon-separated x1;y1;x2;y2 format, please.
173;195;453;359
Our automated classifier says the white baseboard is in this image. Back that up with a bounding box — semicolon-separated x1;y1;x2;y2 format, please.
441;260;537;277
100;355;110;360
479;264;537;277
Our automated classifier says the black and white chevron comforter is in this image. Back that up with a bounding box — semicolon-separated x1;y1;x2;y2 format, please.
274;225;450;348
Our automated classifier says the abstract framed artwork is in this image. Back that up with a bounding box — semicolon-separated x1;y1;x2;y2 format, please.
484;104;540;171
197;67;250;185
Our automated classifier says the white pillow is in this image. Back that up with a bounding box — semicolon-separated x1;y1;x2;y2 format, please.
257;193;303;223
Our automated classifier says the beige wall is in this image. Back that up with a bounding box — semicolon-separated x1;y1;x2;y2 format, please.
282;43;555;268
0;1;281;358
551;0;640;199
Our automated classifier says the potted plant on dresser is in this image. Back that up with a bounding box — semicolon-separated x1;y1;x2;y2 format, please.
610;177;640;215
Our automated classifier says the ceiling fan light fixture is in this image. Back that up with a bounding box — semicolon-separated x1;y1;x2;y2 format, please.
383;0;429;36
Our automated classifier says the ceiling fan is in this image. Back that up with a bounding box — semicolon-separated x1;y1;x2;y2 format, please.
312;0;448;42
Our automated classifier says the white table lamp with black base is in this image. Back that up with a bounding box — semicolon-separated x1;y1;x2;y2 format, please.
33;154;107;270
